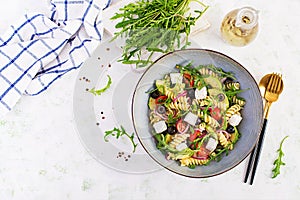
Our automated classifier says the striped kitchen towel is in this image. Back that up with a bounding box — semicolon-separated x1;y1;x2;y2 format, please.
0;0;111;118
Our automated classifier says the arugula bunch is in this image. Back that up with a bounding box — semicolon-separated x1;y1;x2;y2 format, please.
111;0;208;68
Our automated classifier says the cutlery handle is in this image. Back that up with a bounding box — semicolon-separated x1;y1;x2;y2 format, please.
249;118;268;185
243;142;257;183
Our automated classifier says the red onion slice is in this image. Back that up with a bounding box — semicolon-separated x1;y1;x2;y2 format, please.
173;90;187;102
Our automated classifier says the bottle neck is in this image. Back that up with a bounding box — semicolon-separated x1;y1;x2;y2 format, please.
235;7;259;30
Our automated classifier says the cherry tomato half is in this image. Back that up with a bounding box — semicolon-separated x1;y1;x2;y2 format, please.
191;144;210;159
155;95;168;104
183;73;194;87
189;129;201;142
196;146;210;159
183;73;191;80
210;107;222;121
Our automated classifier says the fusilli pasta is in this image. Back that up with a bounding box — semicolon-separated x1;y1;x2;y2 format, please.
203;113;220;128
180;157;209;166
169;133;189;148
232;96;246;106
169;96;190;111
225;82;240;90
225;104;242;120
192;96;212;107
198;67;219;78
218;131;229;148
149;110;161;124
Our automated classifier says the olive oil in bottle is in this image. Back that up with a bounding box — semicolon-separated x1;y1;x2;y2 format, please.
220;7;259;46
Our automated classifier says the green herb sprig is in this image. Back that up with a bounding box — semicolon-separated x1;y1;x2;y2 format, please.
154;133;178;153
225;89;248;103
272;136;288;178
89;75;112;96
209;147;229;163
111;0;208;68
104;126;138;153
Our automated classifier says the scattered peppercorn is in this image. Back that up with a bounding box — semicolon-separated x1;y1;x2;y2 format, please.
116;152;132;162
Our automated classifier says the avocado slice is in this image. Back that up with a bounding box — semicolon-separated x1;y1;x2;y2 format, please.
230;126;240;144
165;134;173;144
208;88;229;110
148;97;156;110
203;76;222;89
155;79;165;94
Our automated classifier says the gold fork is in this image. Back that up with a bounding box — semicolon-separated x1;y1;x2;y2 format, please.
264;73;284;119
244;73;284;185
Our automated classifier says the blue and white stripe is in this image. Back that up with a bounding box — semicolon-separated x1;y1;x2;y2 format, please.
0;0;111;117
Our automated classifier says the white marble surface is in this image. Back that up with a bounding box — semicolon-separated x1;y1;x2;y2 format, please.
0;0;300;199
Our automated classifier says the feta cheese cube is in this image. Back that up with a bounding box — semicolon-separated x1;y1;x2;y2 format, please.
195;87;207;99
153;121;167;133
170;73;183;85
205;137;218;152
184;112;198;126
176;142;188;151
228;114;243;126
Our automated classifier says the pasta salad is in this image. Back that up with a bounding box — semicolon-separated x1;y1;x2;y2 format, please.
147;63;246;168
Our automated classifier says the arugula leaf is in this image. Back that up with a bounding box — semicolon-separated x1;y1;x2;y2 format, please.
154;133;177;153
89;75;112;96
272;136;289;178
224;87;249;104
104;126;138;153
209;147;229;163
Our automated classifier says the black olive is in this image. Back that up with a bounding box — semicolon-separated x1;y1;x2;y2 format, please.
167;126;177;135
206;84;212;89
224;77;234;85
183;77;190;87
170;83;176;88
150;89;160;99
217;93;225;101
187;89;195;99
226;125;235;133
156;105;166;114
195;118;201;125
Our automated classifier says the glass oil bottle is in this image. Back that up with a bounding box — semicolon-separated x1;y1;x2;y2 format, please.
220;7;259;46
